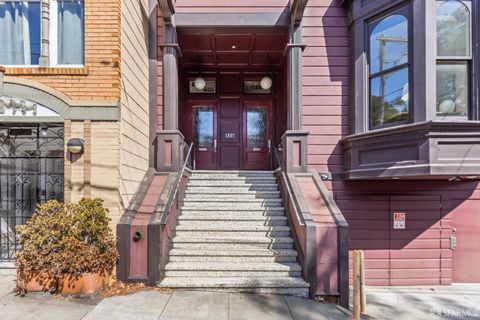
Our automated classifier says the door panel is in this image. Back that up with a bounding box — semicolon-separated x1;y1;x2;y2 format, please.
452;200;480;283
193;105;216;170
218;98;242;170
244;102;272;170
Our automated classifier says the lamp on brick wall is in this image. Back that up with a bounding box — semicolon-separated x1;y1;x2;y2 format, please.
67;138;84;154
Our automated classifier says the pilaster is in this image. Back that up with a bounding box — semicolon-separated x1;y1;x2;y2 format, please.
39;0;50;67
282;130;309;173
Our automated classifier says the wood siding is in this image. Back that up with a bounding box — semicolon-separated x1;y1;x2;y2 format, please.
120;0;150;207
303;0;480;285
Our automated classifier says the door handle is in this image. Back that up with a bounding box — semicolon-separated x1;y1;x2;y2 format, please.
214;139;217;153
268;139;271;153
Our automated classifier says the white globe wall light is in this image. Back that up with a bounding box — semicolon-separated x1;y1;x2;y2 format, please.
194;76;206;90
260;76;273;90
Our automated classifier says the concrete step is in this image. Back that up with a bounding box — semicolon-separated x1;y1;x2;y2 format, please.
178;215;288;223
158;277;310;297
169;248;298;257
184;193;281;200
176;222;290;230
180;209;286;217
187;186;279;192
188;180;277;187
189;176;276;181
165;270;302;277
181;202;284;210
192;170;274;176
172;239;294;250
186;189;280;195
168;255;297;263
176;230;291;238
166;261;301;271
164;262;302;277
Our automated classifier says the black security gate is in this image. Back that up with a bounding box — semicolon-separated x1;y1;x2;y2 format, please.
0;124;64;261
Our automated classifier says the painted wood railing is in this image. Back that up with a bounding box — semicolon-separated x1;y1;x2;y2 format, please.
273;145;349;308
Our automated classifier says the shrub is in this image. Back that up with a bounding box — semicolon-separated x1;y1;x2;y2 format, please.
16;198;118;295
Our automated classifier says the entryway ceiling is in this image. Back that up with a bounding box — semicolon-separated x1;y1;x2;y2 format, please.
177;30;288;68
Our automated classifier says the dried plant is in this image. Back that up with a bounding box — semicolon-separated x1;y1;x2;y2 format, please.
16;199;118;295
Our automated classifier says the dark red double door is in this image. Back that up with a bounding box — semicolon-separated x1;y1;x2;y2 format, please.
192;98;272;170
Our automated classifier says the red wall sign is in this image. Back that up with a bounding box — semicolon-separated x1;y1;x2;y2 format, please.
393;212;406;230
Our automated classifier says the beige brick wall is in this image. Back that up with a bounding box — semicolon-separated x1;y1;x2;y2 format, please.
64;120;121;229
4;0;121;102
119;0;150;208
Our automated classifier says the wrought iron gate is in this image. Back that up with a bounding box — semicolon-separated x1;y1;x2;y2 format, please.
0;124;64;261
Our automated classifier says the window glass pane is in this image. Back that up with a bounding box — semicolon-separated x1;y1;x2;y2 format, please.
247;107;267;149
369;13;408;74
0;2;40;65
436;0;470;57
58;0;84;64
193;107;214;147
436;63;468;117
370;67;409;127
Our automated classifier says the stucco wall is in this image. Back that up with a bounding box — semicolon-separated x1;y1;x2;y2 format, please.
120;0;150;208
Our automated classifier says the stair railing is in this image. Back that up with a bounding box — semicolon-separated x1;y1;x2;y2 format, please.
274;145;305;226
161;142;193;224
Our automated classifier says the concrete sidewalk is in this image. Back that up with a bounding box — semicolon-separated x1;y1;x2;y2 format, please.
364;285;480;320
0;273;348;320
3;271;480;320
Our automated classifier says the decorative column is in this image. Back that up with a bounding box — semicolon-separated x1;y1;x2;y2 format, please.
156;0;184;172
39;0;50;67
283;0;309;173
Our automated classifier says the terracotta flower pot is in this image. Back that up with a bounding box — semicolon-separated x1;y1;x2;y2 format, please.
17;270;57;292
60;273;107;295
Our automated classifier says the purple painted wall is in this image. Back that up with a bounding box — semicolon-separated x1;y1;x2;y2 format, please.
301;0;480;285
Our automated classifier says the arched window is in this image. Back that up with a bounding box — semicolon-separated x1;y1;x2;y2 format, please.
368;9;409;129
436;0;471;118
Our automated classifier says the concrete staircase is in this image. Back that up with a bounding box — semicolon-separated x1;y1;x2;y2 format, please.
158;170;310;296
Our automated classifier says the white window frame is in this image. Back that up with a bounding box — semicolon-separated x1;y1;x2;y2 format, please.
50;0;84;68
0;0;84;68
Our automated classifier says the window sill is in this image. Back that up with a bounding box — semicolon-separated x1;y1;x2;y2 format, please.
341;120;480;180
4;67;89;76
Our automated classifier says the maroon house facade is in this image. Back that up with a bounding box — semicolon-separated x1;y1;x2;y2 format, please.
117;0;480;306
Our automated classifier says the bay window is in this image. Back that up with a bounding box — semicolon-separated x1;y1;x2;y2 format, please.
342;0;480;179
0;0;84;66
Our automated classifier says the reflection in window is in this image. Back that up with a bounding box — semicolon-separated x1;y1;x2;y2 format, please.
369;9;409;128
0;1;41;65
436;63;468;117
247;107;267;149
437;0;470;57
370;68;409;127
193;107;213;147
436;0;471;117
